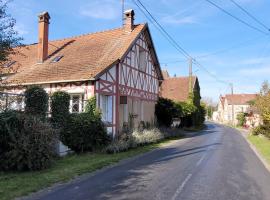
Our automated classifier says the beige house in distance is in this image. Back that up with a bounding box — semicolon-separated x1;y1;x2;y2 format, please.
217;94;258;126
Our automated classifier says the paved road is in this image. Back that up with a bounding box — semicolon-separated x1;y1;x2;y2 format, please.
27;123;270;200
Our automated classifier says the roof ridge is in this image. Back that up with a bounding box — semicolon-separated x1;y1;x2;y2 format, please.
48;24;144;43
18;24;144;46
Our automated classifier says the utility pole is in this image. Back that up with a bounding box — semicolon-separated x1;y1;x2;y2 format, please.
230;83;235;126
189;57;193;93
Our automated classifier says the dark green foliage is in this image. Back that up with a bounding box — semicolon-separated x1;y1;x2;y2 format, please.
85;96;96;114
0;111;57;171
51;91;70;127
61;113;110;153
0;0;22;64
236;112;247;127
24;86;48;117
155;97;176;127
252;124;270;138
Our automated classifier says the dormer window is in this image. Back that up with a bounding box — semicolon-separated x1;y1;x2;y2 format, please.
3;61;16;68
138;48;146;72
51;55;63;63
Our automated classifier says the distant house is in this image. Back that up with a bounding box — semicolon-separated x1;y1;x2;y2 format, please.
0;10;163;137
159;73;201;106
217;94;259;126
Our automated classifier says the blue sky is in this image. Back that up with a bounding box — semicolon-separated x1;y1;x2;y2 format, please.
7;0;270;102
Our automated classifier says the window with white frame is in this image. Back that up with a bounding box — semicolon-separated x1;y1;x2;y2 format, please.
138;47;146;71
70;94;84;113
100;95;113;123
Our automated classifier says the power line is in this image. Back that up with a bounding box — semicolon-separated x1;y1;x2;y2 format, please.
229;0;270;32
204;0;269;35
132;0;230;85
161;34;266;64
132;0;191;59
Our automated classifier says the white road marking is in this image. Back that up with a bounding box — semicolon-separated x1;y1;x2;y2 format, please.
171;173;192;200
196;154;206;166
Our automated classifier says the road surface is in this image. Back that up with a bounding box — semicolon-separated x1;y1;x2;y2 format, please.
27;123;270;200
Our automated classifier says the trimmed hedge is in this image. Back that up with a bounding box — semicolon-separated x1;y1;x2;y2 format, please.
51;91;70;127
155;97;176;127
24;86;48;117
0;111;57;171
61;112;110;153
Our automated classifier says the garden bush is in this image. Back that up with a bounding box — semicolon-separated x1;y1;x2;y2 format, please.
24;86;48;118
237;112;247;127
155;97;176;127
61;112;110;153
51;91;70;127
132;128;164;145
252;124;270;138
105;140;130;154
0;111;57;171
105;128;164;154
85;96;97;114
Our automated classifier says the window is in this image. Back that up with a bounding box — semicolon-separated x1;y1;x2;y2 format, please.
70;94;84;113
138;48;146;71
3;61;16;68
100;95;112;123
51;55;63;63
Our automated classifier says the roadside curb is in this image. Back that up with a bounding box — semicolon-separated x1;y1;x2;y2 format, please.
237;128;270;173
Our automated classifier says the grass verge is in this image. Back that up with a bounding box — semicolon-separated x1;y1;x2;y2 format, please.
247;134;270;165
0;137;182;200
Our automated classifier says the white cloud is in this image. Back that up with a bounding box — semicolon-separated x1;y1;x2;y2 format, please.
80;0;120;20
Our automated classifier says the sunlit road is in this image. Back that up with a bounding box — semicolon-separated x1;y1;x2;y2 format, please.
27;123;270;200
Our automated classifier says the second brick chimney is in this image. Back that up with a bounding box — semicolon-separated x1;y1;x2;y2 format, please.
124;9;135;32
37;12;50;63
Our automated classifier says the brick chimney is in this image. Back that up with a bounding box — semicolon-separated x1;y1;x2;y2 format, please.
124;9;135;32
37;12;50;63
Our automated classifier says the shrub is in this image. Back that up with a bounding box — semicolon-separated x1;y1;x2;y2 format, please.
61;112;110;153
85;96;97;114
155;97;175;127
24;86;48;117
51;91;70;127
105;140;130;154
105;128;164;154
252;124;270;138
132;128;164;146
237;112;247;127
0;111;57;171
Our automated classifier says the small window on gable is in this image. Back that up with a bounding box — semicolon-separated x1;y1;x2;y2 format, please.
3;61;16;68
138;47;146;72
51;55;63;63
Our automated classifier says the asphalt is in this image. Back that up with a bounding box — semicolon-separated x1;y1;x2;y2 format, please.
25;123;270;200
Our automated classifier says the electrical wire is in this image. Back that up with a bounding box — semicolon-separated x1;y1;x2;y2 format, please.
204;0;269;35
229;0;270;32
133;0;230;85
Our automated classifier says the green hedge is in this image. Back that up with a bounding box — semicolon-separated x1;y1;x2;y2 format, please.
0;111;57;171
61;112;110;153
155;97;176;127
24;86;48;118
51;91;70;127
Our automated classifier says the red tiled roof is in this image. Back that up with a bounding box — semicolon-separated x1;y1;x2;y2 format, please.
224;94;257;105
159;76;197;102
1;24;161;85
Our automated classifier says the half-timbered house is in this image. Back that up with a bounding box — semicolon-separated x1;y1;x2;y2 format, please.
0;10;163;137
